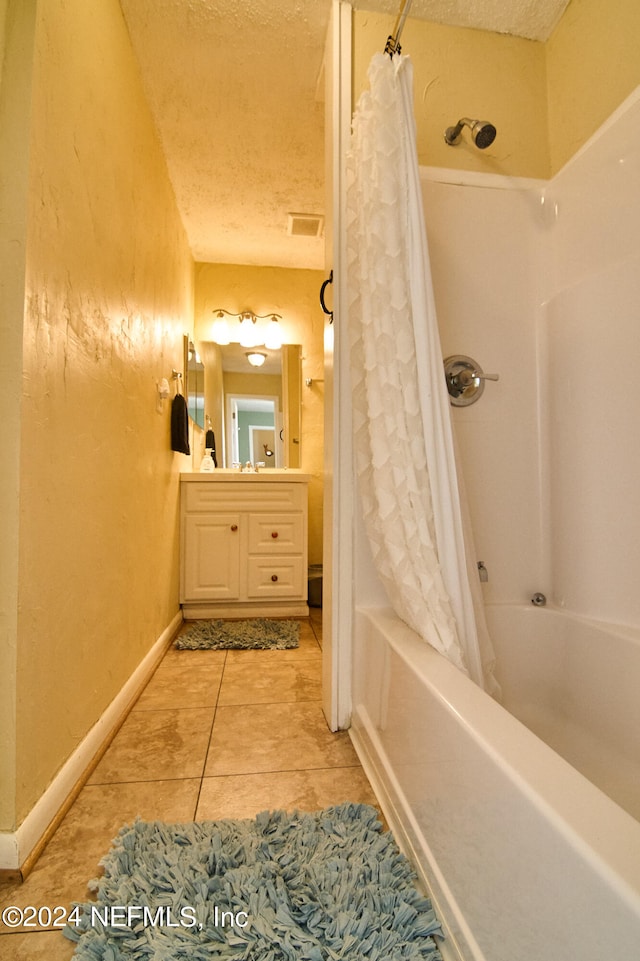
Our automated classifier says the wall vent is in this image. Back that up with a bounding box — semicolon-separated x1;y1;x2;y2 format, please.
287;213;324;238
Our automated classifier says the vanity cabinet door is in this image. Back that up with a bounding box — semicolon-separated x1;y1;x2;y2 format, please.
182;513;240;601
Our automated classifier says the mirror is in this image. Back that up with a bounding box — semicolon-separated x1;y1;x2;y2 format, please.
198;341;301;468
184;337;205;430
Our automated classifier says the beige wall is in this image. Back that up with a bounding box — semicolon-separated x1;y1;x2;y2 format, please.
194;263;325;564
0;0;38;836
546;0;640;173
354;0;640;180
1;0;194;831
353;11;550;179
223;371;282;402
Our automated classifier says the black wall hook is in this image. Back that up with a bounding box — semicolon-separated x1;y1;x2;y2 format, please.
319;270;333;323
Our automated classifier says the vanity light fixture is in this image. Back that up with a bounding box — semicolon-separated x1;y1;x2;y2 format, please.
211;309;284;350
246;351;267;367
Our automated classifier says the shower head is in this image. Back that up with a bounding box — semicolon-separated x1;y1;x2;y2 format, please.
444;118;497;149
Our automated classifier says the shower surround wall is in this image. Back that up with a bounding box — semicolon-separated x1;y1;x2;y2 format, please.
541;90;640;625
423;87;640;623
424;171;545;606
354;165;546;610
350;1;640;620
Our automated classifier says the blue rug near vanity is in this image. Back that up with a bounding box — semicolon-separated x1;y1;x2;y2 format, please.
175;618;300;650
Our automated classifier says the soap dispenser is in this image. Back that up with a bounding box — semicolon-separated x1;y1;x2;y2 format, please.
200;449;215;473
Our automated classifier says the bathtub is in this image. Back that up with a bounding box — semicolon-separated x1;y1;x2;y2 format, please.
350;605;640;961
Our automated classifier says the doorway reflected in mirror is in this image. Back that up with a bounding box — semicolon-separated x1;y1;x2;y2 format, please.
226;394;281;467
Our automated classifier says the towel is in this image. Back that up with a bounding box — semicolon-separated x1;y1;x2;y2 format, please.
205;428;217;467
171;394;190;454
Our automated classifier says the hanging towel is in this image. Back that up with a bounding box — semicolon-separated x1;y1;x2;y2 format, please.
171;394;190;454
205;428;217;467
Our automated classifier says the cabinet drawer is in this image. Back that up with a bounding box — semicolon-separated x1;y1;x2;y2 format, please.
247;556;305;599
184;482;305;514
247;513;304;553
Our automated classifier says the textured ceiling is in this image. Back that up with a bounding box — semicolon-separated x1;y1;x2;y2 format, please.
353;0;571;44
120;0;330;270
120;0;570;270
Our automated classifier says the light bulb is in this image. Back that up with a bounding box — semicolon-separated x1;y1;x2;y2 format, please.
239;312;259;347
264;315;283;350
211;312;231;345
246;351;267;367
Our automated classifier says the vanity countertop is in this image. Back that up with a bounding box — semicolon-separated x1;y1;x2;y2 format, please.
180;469;311;483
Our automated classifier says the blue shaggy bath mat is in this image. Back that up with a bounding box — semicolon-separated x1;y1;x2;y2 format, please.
174;618;300;651
64;803;442;960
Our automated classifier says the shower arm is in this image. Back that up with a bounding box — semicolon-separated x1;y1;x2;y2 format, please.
444;118;473;144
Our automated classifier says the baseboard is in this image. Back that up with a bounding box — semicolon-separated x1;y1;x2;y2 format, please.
182;601;309;619
0;610;183;874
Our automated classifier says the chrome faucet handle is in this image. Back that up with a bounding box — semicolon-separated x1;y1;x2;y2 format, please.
455;368;499;389
443;355;500;407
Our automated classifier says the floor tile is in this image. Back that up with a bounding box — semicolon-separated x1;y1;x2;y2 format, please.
0;931;75;960
309;609;322;641
204;702;359;776
134;652;225;710
298;619;322;644
4;614;380;944
217;655;321;706
0;780;200;932
196;766;380;821
88;708;214;784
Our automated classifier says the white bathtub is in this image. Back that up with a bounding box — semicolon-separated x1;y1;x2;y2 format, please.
350;605;640;961
487;604;640;822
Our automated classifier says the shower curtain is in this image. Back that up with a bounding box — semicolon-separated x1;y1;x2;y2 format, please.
346;52;498;693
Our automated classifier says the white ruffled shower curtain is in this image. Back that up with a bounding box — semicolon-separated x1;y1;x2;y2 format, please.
346;52;498;694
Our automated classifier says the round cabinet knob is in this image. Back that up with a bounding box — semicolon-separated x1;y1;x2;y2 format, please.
230;524;238;532
271;574;278;582
271;531;279;539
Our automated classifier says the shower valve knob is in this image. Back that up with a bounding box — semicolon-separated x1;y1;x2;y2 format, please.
443;355;499;407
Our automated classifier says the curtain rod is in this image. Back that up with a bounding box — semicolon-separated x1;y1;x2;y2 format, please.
384;0;414;56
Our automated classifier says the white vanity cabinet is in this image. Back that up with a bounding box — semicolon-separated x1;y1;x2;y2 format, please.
180;472;310;618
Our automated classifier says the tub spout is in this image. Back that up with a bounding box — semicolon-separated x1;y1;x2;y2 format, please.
531;592;547;606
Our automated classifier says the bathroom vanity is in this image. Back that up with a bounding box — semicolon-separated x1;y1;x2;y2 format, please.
180;470;310;618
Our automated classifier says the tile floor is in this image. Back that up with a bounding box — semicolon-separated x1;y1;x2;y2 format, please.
0;612;379;959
